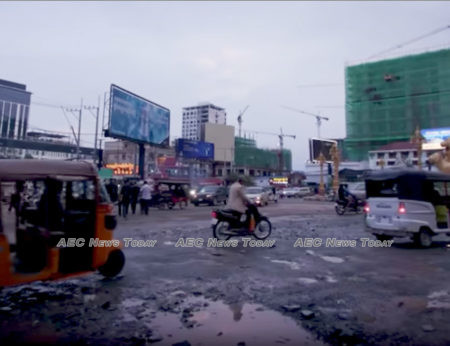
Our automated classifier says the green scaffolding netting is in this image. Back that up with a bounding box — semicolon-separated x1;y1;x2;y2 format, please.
234;137;292;171
344;48;450;161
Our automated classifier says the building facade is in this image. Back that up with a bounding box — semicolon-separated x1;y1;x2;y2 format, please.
344;48;450;161
103;140;175;178
0;79;31;140
182;103;226;140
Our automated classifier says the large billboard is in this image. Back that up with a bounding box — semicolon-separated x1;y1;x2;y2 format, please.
175;139;214;160
309;138;337;163
108;84;170;146
421;127;450;151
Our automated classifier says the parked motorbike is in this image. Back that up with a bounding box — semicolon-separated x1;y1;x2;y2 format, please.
335;198;364;215
211;205;272;240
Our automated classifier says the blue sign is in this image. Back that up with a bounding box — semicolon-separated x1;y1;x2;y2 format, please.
176;139;214;160
421;128;450;142
108;84;170;145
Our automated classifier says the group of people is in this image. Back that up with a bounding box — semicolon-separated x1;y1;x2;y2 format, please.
105;180;152;218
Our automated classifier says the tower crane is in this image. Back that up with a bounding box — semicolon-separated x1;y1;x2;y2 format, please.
237;105;249;137
281;105;329;138
244;128;296;174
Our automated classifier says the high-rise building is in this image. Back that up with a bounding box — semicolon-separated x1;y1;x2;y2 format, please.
0;79;31;140
182;103;226;140
344;48;450;161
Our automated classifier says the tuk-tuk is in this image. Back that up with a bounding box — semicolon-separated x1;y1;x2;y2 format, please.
365;169;450;247
151;179;190;209
0;160;125;287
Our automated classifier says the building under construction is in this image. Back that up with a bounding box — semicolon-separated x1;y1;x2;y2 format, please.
234;137;292;176
344;48;450;161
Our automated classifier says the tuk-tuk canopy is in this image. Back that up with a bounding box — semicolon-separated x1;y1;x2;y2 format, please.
365;169;450;200
0;159;98;181
365;169;450;182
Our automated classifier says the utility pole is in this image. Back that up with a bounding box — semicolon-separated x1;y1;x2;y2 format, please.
77;98;83;160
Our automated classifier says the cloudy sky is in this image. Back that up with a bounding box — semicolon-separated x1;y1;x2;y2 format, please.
1;1;449;169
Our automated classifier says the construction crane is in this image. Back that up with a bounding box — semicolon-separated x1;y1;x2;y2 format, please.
281;105;329;138
244;128;296;174
237;105;249;137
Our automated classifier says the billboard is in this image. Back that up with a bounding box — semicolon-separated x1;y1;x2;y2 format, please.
309;138;337;163
421;128;450;142
175;139;214;160
108;84;170;146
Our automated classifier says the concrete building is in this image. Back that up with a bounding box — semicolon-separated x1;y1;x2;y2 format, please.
201;123;234;177
0;79;31;140
182;103;226;140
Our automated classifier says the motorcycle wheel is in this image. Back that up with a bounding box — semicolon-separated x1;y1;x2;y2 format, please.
213;221;232;240
335;204;345;215
253;219;272;240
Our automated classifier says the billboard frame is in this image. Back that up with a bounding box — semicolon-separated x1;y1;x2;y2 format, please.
107;84;170;147
309;138;337;163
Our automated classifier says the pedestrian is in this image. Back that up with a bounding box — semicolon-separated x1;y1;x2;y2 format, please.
140;181;152;215
130;181;140;215
106;179;119;203
119;181;132;218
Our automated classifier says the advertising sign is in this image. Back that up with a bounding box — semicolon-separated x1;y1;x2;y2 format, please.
108;84;170;146
175;139;214;160
309;138;337;163
421;128;450;142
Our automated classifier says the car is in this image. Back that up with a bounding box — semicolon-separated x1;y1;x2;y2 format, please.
246;186;269;206
191;185;228;206
347;182;366;201
263;187;279;203
281;186;311;198
365;169;450;247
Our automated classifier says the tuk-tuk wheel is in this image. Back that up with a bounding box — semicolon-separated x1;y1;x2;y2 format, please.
98;249;125;277
414;228;433;248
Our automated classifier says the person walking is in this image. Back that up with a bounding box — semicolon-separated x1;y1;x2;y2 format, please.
130;181;140;215
140;181;152;215
119;181;132;219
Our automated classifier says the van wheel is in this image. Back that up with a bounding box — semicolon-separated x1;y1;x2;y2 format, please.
99;250;125;277
414;228;433;248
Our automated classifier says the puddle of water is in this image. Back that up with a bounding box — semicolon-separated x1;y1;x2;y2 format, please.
83;294;96;303
298;277;318;284
427;291;450;309
121;298;146;308
270;260;301;270
148;298;323;345
325;276;338;283
320;256;344;264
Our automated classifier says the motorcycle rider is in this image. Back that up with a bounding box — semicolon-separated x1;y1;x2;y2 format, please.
338;184;357;210
227;177;259;226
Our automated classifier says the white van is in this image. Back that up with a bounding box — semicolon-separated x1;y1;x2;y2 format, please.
364;170;450;247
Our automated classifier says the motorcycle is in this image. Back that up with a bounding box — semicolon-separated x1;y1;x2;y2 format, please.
335;198;365;215
211;205;272;240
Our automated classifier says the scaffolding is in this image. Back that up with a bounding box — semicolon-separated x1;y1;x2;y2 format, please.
344;48;450;161
234;137;292;172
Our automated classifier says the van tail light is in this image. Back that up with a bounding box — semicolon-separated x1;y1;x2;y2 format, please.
211;211;217;219
398;202;406;214
363;203;370;214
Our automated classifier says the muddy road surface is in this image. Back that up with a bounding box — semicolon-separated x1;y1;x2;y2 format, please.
1;199;450;345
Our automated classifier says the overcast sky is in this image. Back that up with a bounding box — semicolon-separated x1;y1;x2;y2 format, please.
1;1;449;170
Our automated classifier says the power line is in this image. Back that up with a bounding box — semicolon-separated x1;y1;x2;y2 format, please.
367;24;450;60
